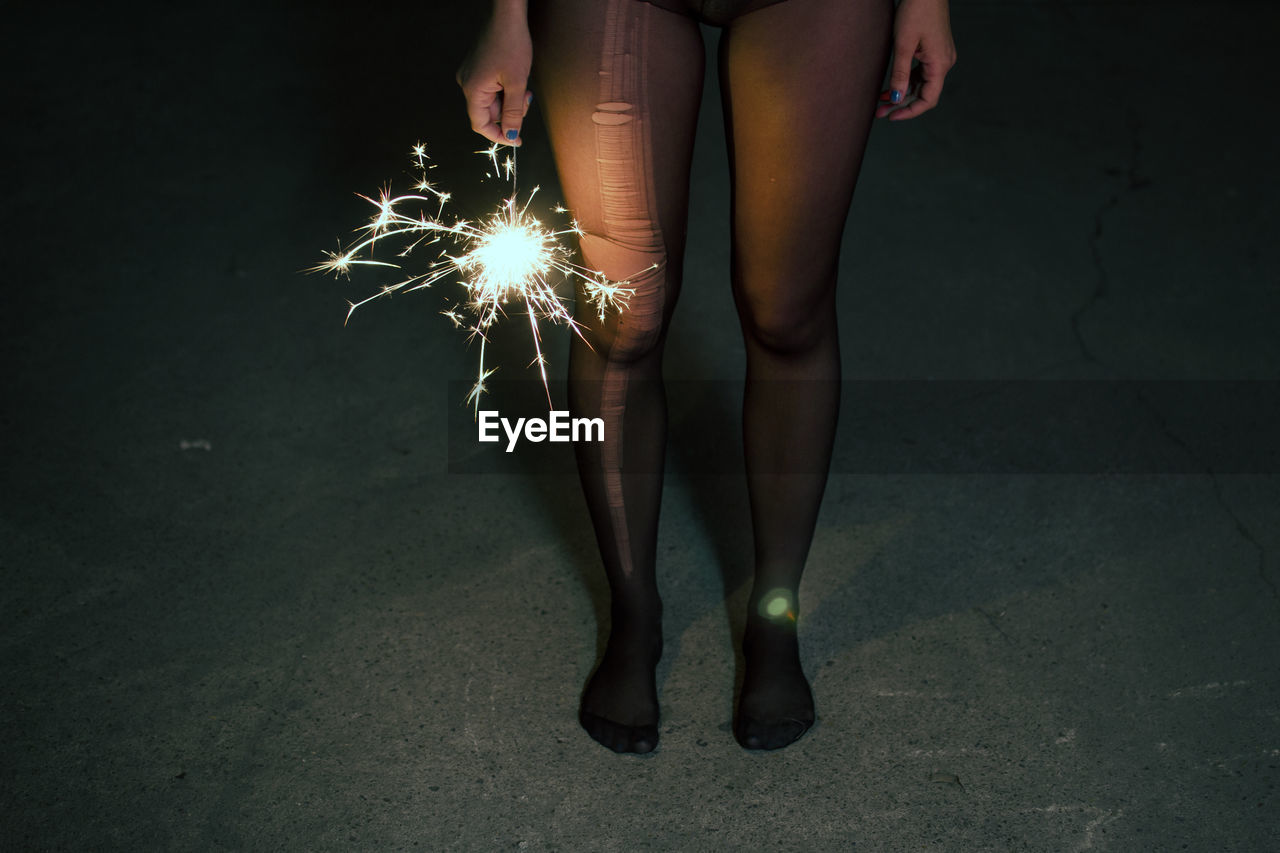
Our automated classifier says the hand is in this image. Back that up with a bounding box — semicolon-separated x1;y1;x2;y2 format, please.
456;5;533;146
876;0;956;121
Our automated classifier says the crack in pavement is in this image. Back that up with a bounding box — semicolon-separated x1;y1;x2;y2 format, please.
973;605;1015;645
1071;108;1149;369
1067;108;1276;606
1132;385;1277;603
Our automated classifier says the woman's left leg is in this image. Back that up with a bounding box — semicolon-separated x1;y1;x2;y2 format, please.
718;0;894;749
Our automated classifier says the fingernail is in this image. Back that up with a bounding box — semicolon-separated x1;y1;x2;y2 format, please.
525;92;534;105
506;129;518;140
891;90;902;104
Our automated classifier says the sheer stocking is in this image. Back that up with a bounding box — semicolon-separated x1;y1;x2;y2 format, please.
531;0;703;754
720;0;892;750
530;0;892;753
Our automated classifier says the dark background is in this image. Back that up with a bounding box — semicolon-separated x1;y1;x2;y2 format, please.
3;1;1278;849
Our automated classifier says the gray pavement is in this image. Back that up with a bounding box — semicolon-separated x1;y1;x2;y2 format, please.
3;1;1278;850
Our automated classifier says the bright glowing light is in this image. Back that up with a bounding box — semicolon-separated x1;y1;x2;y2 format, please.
759;589;796;622
310;142;639;410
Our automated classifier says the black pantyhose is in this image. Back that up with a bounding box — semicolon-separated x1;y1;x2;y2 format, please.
530;0;892;753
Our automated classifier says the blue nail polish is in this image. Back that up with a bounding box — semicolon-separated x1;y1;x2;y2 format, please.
891;90;902;104
506;129;518;140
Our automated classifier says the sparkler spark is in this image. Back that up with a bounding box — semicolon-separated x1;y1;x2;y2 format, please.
311;143;640;410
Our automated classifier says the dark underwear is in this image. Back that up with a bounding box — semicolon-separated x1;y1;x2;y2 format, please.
639;0;790;27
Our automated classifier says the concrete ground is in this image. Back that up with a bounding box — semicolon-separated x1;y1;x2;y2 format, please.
3;1;1278;850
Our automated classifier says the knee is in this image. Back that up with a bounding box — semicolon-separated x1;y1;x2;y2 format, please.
579;232;669;363
738;290;836;356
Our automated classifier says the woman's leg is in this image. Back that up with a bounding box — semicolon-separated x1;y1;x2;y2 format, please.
718;0;893;749
529;0;705;753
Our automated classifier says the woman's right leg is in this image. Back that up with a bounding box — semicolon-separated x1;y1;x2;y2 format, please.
529;0;705;754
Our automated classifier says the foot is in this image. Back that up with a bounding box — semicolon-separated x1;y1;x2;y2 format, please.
579;610;663;754
734;613;815;751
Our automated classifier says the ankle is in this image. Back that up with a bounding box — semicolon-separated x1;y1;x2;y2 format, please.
609;592;662;626
748;586;799;630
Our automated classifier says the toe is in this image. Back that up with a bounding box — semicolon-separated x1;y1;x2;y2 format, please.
580;709;659;754
762;717;811;750
735;715;813;751
734;717;762;750
629;727;658;754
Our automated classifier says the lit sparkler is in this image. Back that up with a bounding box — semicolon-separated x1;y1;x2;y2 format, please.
311;143;639;411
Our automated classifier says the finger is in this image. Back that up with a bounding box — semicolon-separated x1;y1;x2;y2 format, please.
500;77;530;145
886;88;935;120
521;90;533;118
886;43;916;105
875;89;913;119
890;64;946;121
875;87;900;118
489;97;502;133
908;63;925;97
465;89;504;144
463;85;494;127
